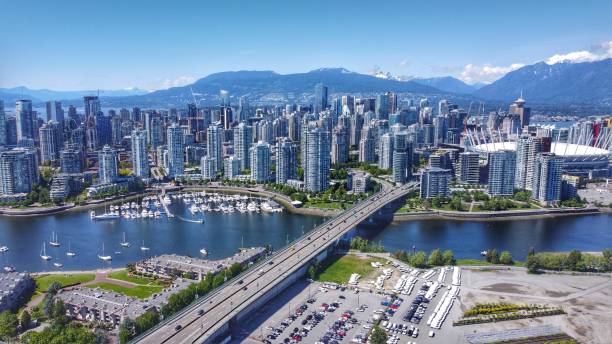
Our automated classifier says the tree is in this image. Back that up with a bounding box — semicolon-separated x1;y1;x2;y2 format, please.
428;249;444;266
135;310;160;335
490;249;500;264
443;250;456;265
48;281;62;295
119;318;136;344
308;265;317;280
567;250;582;270
0;311;18;340
526;254;540;273
52;299;68;326
411;251;427;268
393;250;409;262
19;309;31;330
369;325;388;344
499;251;513;265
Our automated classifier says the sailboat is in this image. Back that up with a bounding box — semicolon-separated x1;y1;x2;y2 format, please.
49;231;60;247
120;232;130;247
40;242;52;260
66;241;76;257
98;243;112;261
140;240;150;251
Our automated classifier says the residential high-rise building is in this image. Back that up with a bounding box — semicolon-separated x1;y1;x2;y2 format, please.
331;126;349;165
0;100;7;146
45;101;65;127
349;114;364;146
236;96;250;122
458;152;480;185
250;141;271;182
224;156;241;180
201;156;216;180
166;123;184;178
314;83;328;115
359;126;375;163
206;124;223;174
233;122;252;171
304;127;330;192
420;167;452;199
276;138;297;184
220;90;230;108
378;133;394;170
111;115;123;146
98;145;118;184
514;135;541;190
39;121;62;164
0;148;38;195
60;148;83;173
532;153;563;205
392;131;411;184
487;150;516;196
131;129;149;178
341;95;355;115
15;100;34;141
375;93;389;120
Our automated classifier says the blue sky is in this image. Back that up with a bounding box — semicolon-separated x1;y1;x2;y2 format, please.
1;0;611;90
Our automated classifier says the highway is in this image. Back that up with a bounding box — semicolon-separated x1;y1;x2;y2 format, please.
135;181;418;344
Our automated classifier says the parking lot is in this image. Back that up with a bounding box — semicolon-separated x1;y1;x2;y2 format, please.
235;256;464;344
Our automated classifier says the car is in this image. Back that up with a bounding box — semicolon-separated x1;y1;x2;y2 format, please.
339;295;346;299
174;324;182;331
236;280;243;285
268;261;274;265
198;309;204;316
428;330;435;337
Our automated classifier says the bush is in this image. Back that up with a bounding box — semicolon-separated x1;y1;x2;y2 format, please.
499;251;513;265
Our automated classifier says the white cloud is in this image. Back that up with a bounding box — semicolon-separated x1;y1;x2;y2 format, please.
399;59;409;67
160;76;196;89
545;40;612;65
459;63;525;84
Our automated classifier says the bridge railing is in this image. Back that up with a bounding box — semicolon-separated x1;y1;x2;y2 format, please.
132;183;414;342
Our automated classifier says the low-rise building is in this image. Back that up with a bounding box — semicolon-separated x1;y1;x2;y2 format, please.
0;272;35;313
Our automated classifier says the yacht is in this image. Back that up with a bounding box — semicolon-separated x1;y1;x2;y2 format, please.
66;241;76;257
200;248;208;256
98;243;112;261
40;242;52;260
91;211;120;221
140;241;150;251
120;232;130;247
53;262;63;268
480;250;488;256
189;204;199;215
0;246;8;253
3;266;15;272
49;231;60;247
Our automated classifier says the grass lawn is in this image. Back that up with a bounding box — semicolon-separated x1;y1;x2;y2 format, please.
35;273;96;293
107;269;165;287
317;254;385;285
86;282;163;299
305;201;347;210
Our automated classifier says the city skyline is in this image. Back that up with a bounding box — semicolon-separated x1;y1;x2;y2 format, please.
1;1;611;90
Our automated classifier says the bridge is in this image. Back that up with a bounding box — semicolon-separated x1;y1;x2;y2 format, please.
134;181;419;344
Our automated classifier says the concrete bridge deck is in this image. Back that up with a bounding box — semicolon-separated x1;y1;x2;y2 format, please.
134;181;418;344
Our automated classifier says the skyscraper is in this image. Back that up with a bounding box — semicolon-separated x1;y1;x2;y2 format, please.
276;138;297;184
39;121;62;164
250;141;271;182
375;93;389;120
131;129;149;178
84;96;100;150
224;156;241;180
233;122;252;171
200;156;216;180
509;95;531;128
457;152;480;185
98;145;118;184
0;100;6;146
45;101;65;126
532;153;563;205
331;126;349;165
378;133;394;170
358;126;375;163
392;131;411;184
206;124;223;174
166;123;184;178
220;90;230;107
487;150;516;196
314;83;328;115
514;135;541;190
304;127;330;192
236;96;250;122
15;100;34;141
60;148;83;174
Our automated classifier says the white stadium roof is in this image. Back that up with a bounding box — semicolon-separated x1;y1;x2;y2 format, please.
471;142;610;157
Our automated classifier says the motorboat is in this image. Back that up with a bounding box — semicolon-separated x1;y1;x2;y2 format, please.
98;243;112;261
40;242;52;260
0;246;8;253
200;248;208;256
3;266;15;272
480;250;488;256
91;211;120;221
53;262;63;268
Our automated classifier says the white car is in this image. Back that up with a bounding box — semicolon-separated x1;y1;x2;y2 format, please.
429;330;435;337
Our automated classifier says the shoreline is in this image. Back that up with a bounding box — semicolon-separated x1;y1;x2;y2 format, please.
392;206;602;222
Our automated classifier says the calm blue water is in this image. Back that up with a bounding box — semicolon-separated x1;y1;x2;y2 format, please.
371;214;612;260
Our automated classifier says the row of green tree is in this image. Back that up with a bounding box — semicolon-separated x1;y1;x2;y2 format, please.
393;249;455;268
349;237;385;253
119;263;244;343
526;248;612;273
483;249;514;265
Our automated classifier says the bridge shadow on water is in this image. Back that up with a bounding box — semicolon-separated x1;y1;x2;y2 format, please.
347;195;406;243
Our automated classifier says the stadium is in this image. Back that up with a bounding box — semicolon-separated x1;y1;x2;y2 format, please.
469;141;611;179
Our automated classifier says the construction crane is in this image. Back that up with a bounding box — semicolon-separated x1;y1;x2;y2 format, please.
190;87;205;108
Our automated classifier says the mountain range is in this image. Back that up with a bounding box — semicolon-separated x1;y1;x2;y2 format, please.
2;59;611;112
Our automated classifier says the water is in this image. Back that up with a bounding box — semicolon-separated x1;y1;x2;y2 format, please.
0;201;321;272
1;200;610;271
370;214;612;260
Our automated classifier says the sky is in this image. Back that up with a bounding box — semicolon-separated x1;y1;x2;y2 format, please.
1;0;611;91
